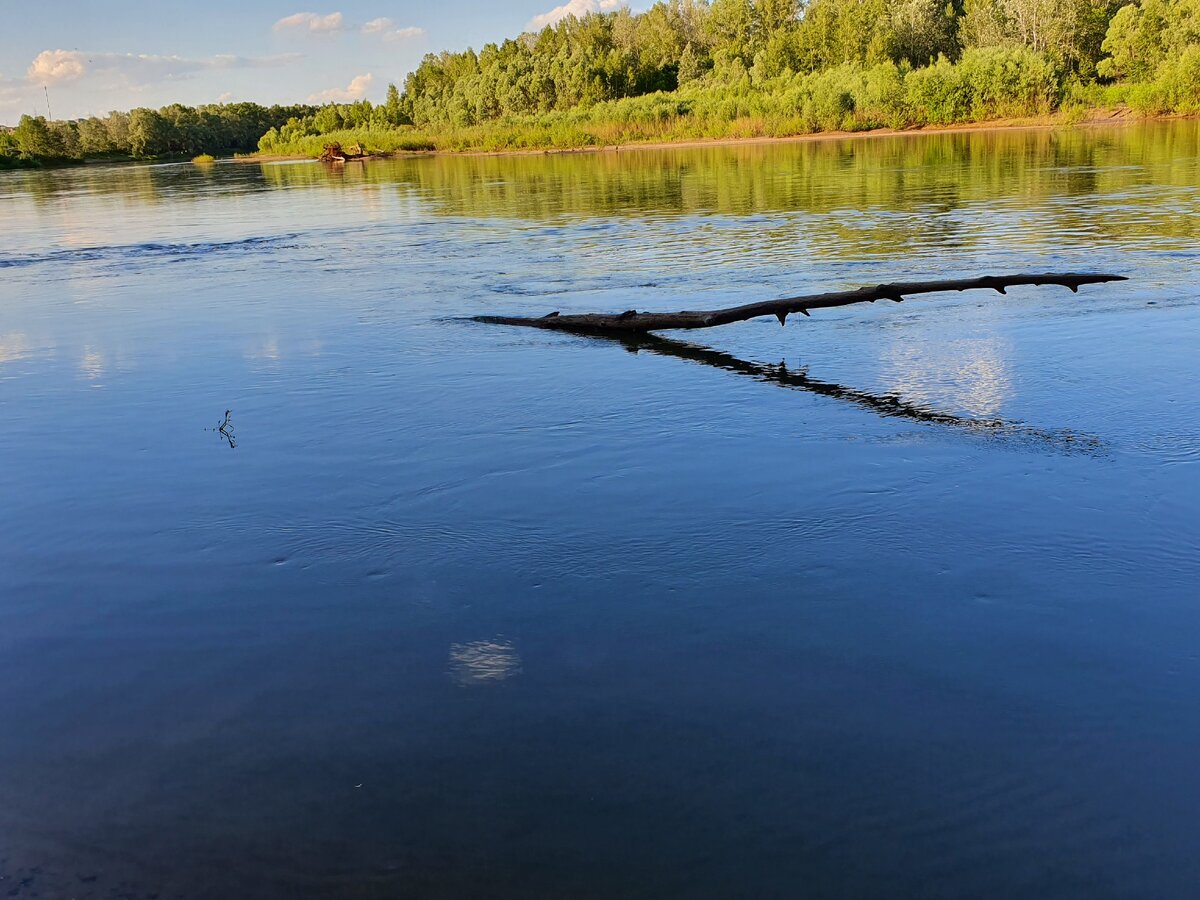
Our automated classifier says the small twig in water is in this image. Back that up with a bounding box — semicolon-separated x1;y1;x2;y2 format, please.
209;409;236;449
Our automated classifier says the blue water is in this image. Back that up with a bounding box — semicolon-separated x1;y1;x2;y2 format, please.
1;124;1198;898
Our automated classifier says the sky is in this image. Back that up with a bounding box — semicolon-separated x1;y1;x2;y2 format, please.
0;0;624;124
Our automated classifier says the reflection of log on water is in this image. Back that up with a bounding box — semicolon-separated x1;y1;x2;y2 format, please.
476;273;1126;335
613;334;1101;452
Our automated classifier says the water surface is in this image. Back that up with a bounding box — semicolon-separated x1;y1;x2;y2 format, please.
1;122;1199;899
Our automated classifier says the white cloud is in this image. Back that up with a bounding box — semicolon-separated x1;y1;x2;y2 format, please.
27;49;87;85
23;49;300;89
383;26;425;41
308;72;373;103
362;17;425;41
528;0;622;29
273;11;345;33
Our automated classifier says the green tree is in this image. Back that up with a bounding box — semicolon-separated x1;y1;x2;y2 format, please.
678;41;704;84
960;0;1009;47
13;116;65;158
706;0;758;63
887;0;959;64
77;118;114;156
313;105;346;132
383;82;411;125
1099;0;1200;80
105;111;133;154
128;108;170;157
960;0;1122;75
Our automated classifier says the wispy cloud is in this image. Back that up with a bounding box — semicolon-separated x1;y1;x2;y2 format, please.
308;72;373;102
25;49;301;87
361;17;391;34
0;77;32;117
528;0;622;30
362;17;425;41
273;11;345;33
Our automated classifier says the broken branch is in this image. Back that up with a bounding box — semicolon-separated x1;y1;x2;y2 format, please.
475;273;1127;334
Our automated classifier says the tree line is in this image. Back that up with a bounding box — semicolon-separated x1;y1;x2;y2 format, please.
1;102;317;167
254;0;1200;155
391;0;1197;126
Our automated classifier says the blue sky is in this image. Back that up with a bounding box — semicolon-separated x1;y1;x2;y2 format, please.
0;0;617;123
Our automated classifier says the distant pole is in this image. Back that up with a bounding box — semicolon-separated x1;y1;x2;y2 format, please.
44;85;52;121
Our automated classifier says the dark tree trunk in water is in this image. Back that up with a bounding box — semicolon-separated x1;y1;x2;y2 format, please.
475;273;1127;334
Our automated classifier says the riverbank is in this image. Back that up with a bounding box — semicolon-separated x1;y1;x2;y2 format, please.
249;106;1152;164
0;152;228;171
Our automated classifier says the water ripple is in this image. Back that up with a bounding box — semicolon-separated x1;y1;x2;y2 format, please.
0;234;299;269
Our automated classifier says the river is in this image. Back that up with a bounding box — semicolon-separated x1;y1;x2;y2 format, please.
1;122;1198;898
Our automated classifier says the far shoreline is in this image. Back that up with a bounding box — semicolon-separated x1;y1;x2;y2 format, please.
246;106;1178;165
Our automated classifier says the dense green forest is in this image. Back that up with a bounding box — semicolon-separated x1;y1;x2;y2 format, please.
3;0;1199;166
255;0;1200;155
0;102;316;168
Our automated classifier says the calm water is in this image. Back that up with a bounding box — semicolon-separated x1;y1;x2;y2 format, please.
1;123;1199;899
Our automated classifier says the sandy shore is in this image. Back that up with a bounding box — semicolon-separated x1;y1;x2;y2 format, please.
247;107;1164;164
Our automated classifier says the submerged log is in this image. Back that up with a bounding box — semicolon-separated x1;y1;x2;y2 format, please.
475;273;1127;334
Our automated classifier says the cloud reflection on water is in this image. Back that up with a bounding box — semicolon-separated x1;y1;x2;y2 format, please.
449;639;522;686
882;336;1012;418
79;346;105;381
0;333;31;365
